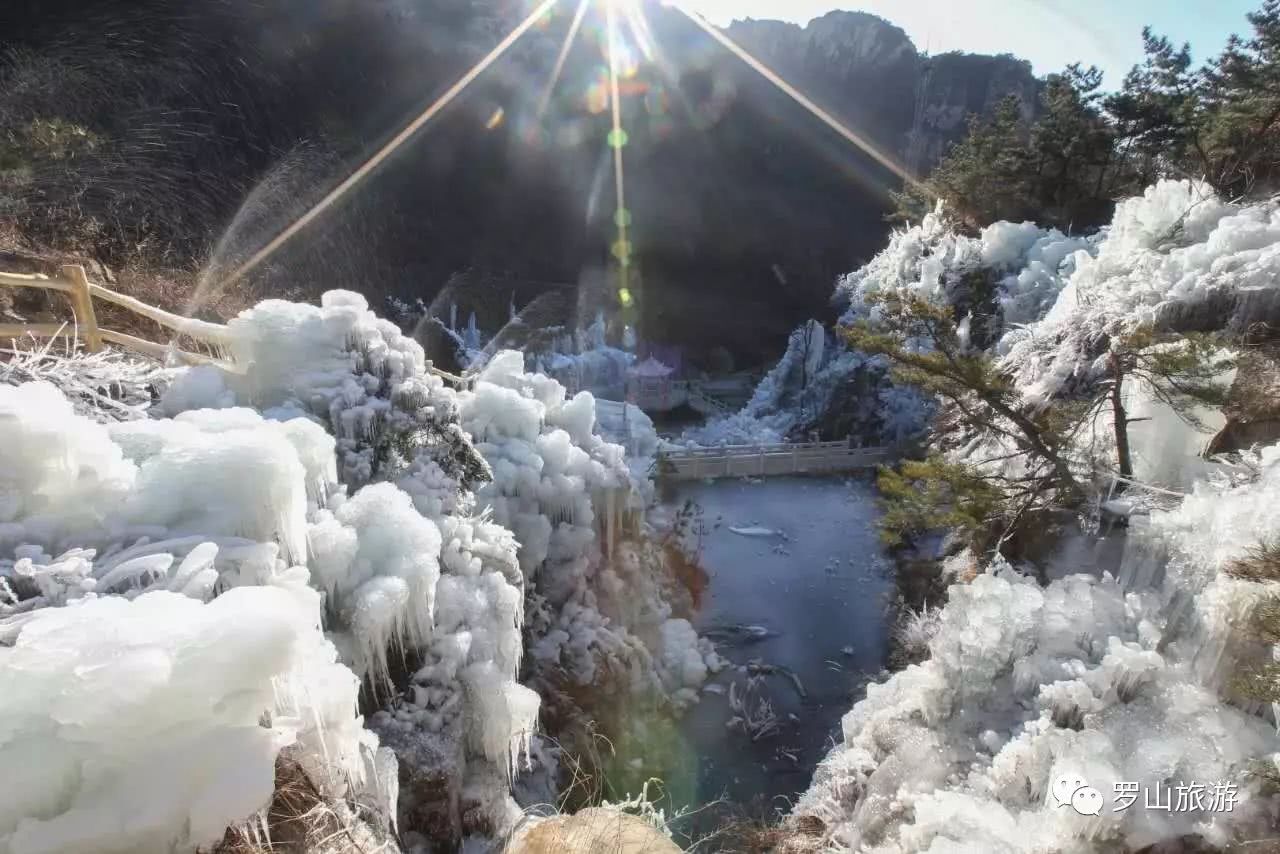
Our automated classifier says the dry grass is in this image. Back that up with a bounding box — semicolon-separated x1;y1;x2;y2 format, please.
708;814;828;854
660;501;710;612
211;757;393;854
1226;541;1280;584
665;540;710;612
892;601;941;665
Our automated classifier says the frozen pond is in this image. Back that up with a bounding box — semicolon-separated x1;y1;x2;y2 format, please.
671;476;893;830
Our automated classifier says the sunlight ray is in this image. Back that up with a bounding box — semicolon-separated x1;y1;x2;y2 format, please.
605;0;633;298
671;4;927;195
215;0;559;292
620;0;658;63
537;0;591;117
619;0;701;128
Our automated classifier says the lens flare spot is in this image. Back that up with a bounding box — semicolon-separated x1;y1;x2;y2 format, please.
618;287;634;307
485;107;506;130
586;82;609;114
614;208;632;228
607;128;629;149
611;239;632;260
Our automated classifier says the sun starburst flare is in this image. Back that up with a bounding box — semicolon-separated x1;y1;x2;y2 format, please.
210;0;926;315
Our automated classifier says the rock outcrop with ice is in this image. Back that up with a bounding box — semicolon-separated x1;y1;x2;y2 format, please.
790;181;1280;852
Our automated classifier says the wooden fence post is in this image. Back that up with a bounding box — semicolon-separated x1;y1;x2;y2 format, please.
61;265;102;352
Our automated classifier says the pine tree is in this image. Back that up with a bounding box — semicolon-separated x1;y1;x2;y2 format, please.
844;291;1082;549
1104;29;1200;187
891;95;1033;228
1029;64;1115;227
1199;0;1280;194
1087;328;1235;485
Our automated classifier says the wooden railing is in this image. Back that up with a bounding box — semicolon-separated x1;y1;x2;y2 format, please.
0;265;471;387
0;265;237;369
657;441;891;481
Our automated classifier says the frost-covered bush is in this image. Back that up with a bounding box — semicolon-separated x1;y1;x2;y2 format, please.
162;291;489;490
834;205;1092;340
0;339;163;423
1000;180;1279;407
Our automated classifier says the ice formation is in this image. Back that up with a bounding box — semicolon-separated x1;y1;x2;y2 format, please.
834;205;1093;339
686;212;1088;448
1000;181;1278;408
797;456;1280;852
700;181;1276;483
459;350;717;709
791;181;1280;852
693;181;1274;454
3;285;713;850
682;322;917;447
0;561;383;854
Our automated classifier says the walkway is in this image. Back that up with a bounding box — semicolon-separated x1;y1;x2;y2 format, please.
656;441;890;481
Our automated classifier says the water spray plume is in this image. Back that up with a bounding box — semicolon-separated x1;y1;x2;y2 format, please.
671;5;927;196
216;0;559;292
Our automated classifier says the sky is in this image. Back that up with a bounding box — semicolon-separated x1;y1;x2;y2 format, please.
679;0;1260;89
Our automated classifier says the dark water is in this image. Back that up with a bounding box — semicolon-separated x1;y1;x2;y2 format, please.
657;476;893;836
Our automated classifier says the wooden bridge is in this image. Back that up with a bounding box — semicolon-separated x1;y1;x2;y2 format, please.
656;441;891;481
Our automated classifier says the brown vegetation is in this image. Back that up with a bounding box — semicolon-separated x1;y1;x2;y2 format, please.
211;756;391;854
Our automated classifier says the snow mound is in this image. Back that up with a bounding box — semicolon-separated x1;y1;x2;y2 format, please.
0;383;327;562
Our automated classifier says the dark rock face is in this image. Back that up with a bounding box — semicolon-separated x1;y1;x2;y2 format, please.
1207;348;1280;456
3;1;1039;364
725;13;1039;177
